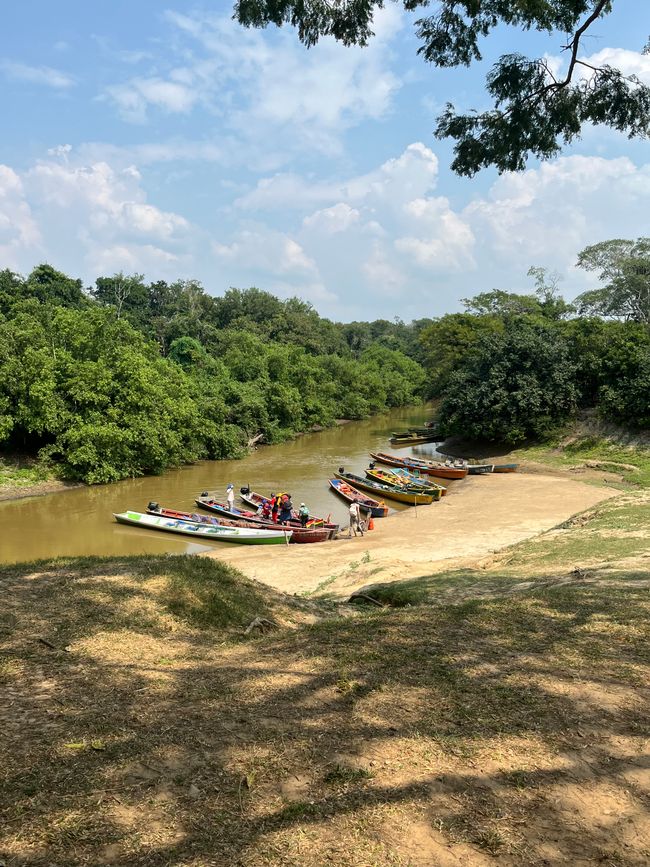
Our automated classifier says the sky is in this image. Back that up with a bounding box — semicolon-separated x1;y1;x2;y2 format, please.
0;0;649;322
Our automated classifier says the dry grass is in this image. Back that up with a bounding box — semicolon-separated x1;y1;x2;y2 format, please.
1;549;649;866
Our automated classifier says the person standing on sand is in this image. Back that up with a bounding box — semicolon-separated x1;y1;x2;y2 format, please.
226;484;235;511
349;501;364;537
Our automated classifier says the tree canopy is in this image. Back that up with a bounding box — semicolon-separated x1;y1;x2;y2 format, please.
234;1;650;175
576;237;650;324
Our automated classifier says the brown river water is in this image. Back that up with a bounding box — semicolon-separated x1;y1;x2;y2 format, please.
0;406;446;564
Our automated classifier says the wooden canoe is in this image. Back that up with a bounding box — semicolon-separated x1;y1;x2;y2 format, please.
390;433;440;446
195;498;338;534
328;479;389;517
492;463;518;473
149;505;335;543
334;472;434;505
365;467;442;500
239;490;339;531
370;452;468;480
114;511;291;544
466;464;494;474
390;468;447;495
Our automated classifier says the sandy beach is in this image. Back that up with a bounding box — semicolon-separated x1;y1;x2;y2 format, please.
204;471;618;595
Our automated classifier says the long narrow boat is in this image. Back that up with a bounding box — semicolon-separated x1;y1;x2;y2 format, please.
327;479;389;517
390;433;440;446
365;467;442;500
148;505;334;543
464;463;494;474
334;472;434;505
492;463;518;473
239;490;339;530
195;498;339;534
370;452;468;480
114;511;291;545
390;467;447;495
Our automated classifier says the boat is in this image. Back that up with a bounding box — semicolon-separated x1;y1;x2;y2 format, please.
492;463;518;473
390;467;447;495
195;498;339;534
334;472;434;505
327;479;389;517
147;505;335;543
389;433;440;446
369;452;468;480
365;467;442;500
466;464;494;475
113;511;291;545
238;490;339;530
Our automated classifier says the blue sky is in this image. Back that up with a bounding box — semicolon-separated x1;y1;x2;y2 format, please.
1;1;649;320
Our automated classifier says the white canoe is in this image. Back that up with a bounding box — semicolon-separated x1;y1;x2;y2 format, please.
113;511;291;545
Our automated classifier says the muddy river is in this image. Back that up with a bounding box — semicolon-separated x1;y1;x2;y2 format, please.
0;406;445;564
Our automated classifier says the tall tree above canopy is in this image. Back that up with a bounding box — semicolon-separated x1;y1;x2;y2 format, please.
576;237;650;324
234;1;650;175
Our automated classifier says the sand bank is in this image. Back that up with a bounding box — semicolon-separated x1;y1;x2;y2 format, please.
203;472;618;596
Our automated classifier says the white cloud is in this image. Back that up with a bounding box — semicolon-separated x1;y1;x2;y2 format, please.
1;60;75;89
102;5;403;157
303;203;361;234
0;166;41;268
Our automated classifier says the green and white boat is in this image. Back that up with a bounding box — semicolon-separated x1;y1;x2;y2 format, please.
113;511;291;545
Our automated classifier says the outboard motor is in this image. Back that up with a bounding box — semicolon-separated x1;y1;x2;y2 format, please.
369;461;376;470
200;491;209;498
338;467;345;474
240;484;250;495
148;501;160;512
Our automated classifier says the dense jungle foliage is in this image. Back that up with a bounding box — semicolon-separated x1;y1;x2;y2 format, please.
424;241;650;444
0;266;428;483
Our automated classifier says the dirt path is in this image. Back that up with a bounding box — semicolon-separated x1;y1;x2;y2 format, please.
204;472;619;596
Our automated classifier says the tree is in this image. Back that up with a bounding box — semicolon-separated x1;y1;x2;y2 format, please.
576;238;650;324
437;319;578;444
235;1;650;175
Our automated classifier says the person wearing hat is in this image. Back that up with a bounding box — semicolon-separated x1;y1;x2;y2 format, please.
298;502;309;527
226;483;235;511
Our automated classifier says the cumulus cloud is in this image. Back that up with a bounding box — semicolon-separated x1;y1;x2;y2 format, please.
102;5;403;157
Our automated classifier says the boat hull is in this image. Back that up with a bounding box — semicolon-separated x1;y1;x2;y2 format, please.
370;452;468;480
492;464;518;473
150;506;334;543
391;468;447;495
114;511;290;544
365;468;442;500
334;472;433;505
328;479;389;517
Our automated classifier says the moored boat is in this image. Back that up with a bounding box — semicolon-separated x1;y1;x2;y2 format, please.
114;510;291;545
327;479;389;517
334;471;434;505
390;433;440;446
492;463;518;473
370;452;468;480
196;497;339;534
390;467;447;495
466;464;494;474
239;490;339;530
148;505;335;543
365;467;442;500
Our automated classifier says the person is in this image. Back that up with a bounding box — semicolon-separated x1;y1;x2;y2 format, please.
279;494;293;525
298;502;309;527
226;483;235;511
348;501;364;537
259;498;272;520
270;494;279;523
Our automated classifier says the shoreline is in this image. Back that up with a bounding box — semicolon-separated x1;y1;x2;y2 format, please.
0;478;83;503
202;470;620;596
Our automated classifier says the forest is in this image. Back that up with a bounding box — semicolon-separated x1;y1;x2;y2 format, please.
1;237;648;484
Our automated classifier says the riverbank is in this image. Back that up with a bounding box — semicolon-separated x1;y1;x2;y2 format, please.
2;489;648;866
0;455;82;502
204;470;619;596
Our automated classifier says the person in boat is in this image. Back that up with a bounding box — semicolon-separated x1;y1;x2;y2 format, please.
279;494;294;525
348;501;364;537
270;494;279;522
259;498;272;520
298;502;309;527
226;483;235;511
